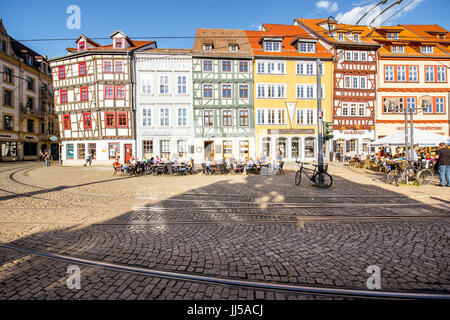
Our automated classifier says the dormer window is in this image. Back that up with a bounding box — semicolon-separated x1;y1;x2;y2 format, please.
115;39;123;49
353;34;360;42
387;33;399;40
338;33;344;41
78;41;86;51
264;41;281;52
229;44;238;52
392;45;404;53
26;56;32;65
421;45;433;53
203;44;213;51
298;42;316;53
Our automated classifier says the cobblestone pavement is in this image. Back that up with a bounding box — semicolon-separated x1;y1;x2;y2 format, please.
0;161;449;300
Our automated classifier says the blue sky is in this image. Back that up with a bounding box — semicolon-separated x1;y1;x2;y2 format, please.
1;0;449;59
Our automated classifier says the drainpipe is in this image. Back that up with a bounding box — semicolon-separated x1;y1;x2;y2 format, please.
129;50;137;159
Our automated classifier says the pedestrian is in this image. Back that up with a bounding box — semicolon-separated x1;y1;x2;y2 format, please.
83;153;94;166
434;142;450;187
45;152;51;167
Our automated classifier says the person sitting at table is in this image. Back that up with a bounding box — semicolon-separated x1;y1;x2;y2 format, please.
154;155;162;164
244;158;255;174
205;159;212;174
113;158;125;175
149;157;154;165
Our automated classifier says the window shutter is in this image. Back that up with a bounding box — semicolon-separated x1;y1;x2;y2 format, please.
345;140;350;153
332;140;337;152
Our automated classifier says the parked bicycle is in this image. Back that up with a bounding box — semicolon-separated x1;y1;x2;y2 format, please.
386;160;434;186
295;161;333;189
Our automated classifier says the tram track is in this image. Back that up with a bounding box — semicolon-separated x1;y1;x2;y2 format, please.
0;242;448;300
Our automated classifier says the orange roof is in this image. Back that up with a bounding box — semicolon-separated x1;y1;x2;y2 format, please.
401;25;449;42
296;18;379;46
370;25;450;58
244;24;332;58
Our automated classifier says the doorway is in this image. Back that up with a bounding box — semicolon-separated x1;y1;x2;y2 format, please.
124;144;132;163
204;141;214;161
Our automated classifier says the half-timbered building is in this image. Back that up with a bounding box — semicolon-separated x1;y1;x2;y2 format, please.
296;19;380;156
135;49;194;161
0;19;57;161
49;30;156;164
370;24;450;138
192;29;254;161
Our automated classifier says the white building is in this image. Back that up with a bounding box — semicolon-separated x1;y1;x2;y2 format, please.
49;30;156;165
135;49;195;162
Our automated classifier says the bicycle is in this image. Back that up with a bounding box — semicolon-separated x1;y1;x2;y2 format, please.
295;161;333;189
416;160;435;185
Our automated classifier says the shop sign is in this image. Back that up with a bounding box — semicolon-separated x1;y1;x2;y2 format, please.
268;129;315;135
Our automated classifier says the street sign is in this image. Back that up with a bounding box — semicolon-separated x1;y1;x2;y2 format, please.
50;136;58;141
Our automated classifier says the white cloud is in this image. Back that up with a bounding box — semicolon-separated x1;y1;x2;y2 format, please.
316;1;339;12
335;0;425;26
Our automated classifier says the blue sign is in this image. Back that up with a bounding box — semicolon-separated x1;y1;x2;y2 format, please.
50;136;58;141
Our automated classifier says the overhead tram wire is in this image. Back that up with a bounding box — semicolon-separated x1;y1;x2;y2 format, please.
355;0;389;25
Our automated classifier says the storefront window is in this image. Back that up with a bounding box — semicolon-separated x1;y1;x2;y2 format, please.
362;139;370;153
1;141;17;157
239;140;249;160
108;143;120;160
336;139;344;154
349;139;357;153
88;143;96;158
291;138;300;159
177;140;187;158
276;138;287;159
67;144;74;159
305;138;315;158
78;143;86;159
223;141;232;159
160;140;170;159
262;138;271;157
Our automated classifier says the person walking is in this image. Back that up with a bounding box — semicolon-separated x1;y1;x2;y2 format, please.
434;142;450;187
45;152;51;167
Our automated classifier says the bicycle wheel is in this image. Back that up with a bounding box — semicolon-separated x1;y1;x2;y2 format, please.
417;169;434;185
315;172;333;189
386;170;399;184
295;170;302;186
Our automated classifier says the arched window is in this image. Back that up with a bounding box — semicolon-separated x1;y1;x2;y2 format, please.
291;137;300;159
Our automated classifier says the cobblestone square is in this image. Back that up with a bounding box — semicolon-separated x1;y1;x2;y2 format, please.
0;162;449;300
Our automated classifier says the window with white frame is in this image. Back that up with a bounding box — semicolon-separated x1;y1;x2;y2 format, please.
159;108;170;127
268;110;275;124
257;62;265;73
222;84;232;98
177;75;187;94
342;103;349;116
159;75;169;94
177;140;188;157
257;84;265;98
353;51;359;61
350;103;357;116
143;140;153;155
426;66;435;82
344;76;351;88
296;84;324;99
256;109;285;125
267;84;275;98
346;51;352;61
257;61;286;74
177;108;187;126
392;45;404;53
296;109;316;125
277;84;285;98
421;46;433;53
257;109;265;125
257;83;286;98
435;98;444;113
437;66;446;82
142;107;152;126
360;77;367;89
141;74;152;94
352;76;358;89
385;66;394;82
353;34;360;42
397;66;406;82
358;104;365;116
277;109;285;124
409;66;418;82
298;42;316;53
360;52;367;61
264;41;282;52
338;33;344;41
406;97;416;113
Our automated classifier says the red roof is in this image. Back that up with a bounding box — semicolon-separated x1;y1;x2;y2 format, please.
245;24;332;58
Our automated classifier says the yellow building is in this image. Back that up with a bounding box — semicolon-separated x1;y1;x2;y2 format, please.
245;24;333;162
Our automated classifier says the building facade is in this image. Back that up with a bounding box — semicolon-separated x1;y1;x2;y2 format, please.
0;19;58;161
49;31;156;165
297;19;380;156
246;24;334;162
371;25;450;138
192;28;254;162
135;49;195;161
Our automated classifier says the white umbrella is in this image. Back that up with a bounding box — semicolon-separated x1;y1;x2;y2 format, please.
371;129;450;147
